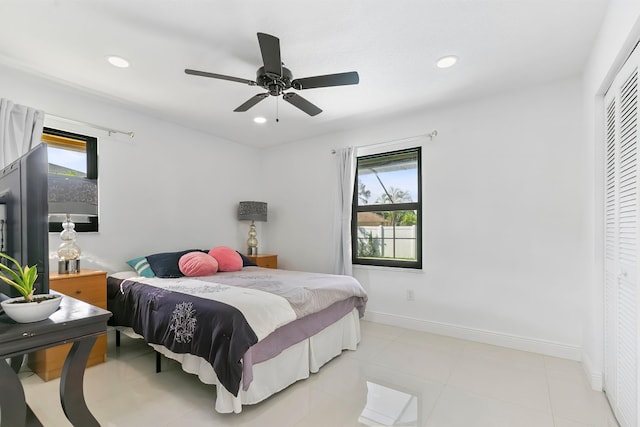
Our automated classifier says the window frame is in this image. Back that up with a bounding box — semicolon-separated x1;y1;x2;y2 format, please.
351;146;422;269
43;127;99;233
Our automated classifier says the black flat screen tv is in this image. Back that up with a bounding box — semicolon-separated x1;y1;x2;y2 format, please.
0;143;49;299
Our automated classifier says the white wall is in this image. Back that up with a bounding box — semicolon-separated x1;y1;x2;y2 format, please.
3;3;637;383
581;0;640;389
0;63;263;273
262;77;587;359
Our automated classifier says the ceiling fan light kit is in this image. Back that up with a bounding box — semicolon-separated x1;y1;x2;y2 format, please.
185;32;359;117
107;55;130;68
436;55;458;69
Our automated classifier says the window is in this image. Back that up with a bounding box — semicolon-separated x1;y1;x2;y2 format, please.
352;147;422;268
43;127;99;232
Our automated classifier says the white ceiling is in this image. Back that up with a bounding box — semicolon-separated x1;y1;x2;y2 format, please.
0;0;609;148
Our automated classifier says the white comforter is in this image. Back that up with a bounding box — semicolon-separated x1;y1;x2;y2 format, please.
191;266;369;318
126;266;368;340
128;276;296;341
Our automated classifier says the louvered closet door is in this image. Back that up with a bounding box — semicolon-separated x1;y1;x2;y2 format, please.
603;43;639;427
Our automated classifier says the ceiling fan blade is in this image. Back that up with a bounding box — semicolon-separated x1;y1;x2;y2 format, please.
257;32;282;78
291;71;359;90
282;93;322;116
185;68;256;86
234;93;269;112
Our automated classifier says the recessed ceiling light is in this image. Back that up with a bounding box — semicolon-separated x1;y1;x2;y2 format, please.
253;117;267;124
436;55;458;69
107;56;130;68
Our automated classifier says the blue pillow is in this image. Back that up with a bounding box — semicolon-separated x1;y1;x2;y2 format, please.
236;251;257;267
146;249;205;278
126;256;155;278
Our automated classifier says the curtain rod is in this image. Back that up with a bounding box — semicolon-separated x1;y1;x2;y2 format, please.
46;114;135;138
331;130;437;154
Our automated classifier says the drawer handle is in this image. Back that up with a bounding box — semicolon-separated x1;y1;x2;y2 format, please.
75;290;82;295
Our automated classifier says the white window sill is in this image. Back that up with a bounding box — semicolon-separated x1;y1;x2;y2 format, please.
352;264;424;274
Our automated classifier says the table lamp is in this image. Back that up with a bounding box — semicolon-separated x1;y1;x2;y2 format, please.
237;201;267;255
48;175;98;273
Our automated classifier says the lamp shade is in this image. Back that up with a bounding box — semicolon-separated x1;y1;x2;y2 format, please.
238;201;267;222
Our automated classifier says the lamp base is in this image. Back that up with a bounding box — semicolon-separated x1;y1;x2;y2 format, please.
58;259;80;274
247;246;258;256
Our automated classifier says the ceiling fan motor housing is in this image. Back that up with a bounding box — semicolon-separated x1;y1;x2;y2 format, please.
256;66;293;96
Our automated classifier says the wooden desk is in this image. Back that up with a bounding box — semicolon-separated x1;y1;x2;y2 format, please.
0;291;111;427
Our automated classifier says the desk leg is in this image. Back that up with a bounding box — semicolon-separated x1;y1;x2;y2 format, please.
10;355;24;373
0;358;27;427
59;337;100;427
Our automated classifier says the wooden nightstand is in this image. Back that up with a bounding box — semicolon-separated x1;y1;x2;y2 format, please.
246;254;277;269
28;269;108;381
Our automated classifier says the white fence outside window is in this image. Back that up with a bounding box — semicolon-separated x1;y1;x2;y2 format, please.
357;225;417;259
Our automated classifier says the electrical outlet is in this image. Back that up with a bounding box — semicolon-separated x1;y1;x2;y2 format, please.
406;289;415;301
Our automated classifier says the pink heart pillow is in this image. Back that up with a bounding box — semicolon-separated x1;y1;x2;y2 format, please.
208;246;243;272
179;251;219;277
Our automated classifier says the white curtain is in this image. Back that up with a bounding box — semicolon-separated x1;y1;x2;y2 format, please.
0;98;45;168
333;146;356;276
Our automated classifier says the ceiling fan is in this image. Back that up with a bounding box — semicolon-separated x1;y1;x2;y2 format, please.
185;32;359;117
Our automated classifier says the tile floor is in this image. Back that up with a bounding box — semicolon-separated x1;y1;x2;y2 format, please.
16;321;619;426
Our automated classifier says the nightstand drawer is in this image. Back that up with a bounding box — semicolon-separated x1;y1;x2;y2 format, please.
247;254;278;269
51;276;106;308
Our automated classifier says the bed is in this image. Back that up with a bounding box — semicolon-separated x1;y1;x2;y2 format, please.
107;264;368;414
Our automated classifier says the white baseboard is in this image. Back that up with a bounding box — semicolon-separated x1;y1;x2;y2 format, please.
363;310;582;361
581;351;604;391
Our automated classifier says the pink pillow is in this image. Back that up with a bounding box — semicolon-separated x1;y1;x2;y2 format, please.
179;251;218;277
208;246;243;272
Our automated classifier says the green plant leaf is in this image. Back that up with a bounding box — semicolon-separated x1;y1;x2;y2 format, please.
0;275;29;298
0;261;24;286
0;252;39;299
24;265;38;293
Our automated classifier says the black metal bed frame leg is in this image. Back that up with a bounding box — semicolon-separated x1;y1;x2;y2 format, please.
114;329;161;373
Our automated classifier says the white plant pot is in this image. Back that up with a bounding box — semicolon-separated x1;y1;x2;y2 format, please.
1;294;63;323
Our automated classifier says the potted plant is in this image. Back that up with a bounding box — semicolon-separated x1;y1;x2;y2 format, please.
0;253;61;323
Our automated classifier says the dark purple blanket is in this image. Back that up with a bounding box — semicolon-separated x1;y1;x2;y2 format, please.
107;277;257;396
